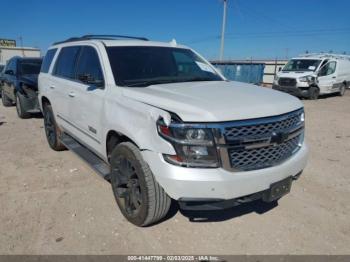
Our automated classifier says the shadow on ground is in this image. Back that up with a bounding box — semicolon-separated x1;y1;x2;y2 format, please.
155;199;278;225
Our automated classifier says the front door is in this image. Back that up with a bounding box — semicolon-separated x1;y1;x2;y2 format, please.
68;45;105;151
317;60;337;93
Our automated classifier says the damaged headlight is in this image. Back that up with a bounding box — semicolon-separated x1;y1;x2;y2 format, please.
299;76;315;83
157;119;219;168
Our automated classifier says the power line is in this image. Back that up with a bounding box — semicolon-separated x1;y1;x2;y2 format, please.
186;28;350;44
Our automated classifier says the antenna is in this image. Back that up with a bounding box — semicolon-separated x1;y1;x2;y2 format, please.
219;0;227;61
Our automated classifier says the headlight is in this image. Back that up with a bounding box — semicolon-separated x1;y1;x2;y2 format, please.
299;76;315;83
157;119;219;168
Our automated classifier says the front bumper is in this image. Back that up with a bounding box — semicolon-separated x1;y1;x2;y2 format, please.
273;85;310;97
141;142;308;200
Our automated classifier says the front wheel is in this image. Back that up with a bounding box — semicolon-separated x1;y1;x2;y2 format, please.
338;84;346;96
43;104;66;151
308;86;319;100
110;142;171;226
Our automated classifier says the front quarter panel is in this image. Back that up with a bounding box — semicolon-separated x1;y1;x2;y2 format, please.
103;86;176;156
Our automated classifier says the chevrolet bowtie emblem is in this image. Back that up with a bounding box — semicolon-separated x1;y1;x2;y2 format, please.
270;132;289;144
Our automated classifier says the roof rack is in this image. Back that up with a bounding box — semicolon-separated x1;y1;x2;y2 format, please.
298;53;350;61
53;34;149;45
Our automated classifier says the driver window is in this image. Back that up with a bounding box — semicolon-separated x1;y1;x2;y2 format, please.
319;61;336;77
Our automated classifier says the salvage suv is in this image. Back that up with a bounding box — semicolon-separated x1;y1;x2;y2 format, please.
38;35;308;226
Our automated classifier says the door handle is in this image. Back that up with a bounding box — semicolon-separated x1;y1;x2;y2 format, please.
332;76;336;79
68;92;75;98
50;85;55;89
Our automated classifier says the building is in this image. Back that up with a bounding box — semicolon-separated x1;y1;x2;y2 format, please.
0;38;41;65
211;59;288;86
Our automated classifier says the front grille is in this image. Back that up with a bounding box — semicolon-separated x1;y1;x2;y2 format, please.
220;109;304;171
224;110;302;141
228;135;301;171
278;77;296;87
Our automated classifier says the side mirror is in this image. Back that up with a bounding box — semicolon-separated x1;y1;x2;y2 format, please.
278;67;282;72
5;69;14;75
78;73;104;88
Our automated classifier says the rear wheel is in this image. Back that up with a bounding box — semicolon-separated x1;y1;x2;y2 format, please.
308;86;319;100
43;104;66;151
15;93;31;119
338;84;346;96
110;142;171;226
1;89;12;107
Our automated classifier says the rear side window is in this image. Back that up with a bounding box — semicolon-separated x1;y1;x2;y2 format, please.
75;46;104;84
6;59;16;73
41;49;57;73
53;46;81;79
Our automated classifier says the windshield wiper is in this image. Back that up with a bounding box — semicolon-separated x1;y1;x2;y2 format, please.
180;76;216;82
124;76;218;87
124;78;181;87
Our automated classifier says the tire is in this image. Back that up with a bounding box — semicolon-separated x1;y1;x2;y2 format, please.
1;89;12;107
308;86;319;100
110;142;171;226
15;93;31;119
338;84;346;96
42;103;66;151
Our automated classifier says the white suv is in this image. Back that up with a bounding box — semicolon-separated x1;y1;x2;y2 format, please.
38;35;308;226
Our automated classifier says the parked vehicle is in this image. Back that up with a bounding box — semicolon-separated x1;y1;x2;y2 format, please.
38;35;308;226
0;64;5;96
273;53;350;99
1;56;42;118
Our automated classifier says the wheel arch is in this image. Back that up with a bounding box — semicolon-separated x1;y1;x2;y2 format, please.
106;130;140;162
41;96;51;106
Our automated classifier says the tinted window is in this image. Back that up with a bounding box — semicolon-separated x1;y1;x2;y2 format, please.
0;65;4;72
106;46;222;87
75;46;104;85
54;46;81;79
18;60;42;75
6;59;16;73
41;49;57;73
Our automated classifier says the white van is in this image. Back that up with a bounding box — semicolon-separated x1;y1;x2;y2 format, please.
273;54;350;99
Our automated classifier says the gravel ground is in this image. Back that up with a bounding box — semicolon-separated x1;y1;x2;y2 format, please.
0;92;349;255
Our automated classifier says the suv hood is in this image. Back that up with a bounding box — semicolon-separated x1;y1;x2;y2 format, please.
121;81;303;122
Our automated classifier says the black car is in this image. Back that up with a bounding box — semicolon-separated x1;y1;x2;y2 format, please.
0;64;5;96
1;56;42;118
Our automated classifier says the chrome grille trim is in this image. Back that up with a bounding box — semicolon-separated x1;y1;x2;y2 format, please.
228;134;302;171
217;108;304;171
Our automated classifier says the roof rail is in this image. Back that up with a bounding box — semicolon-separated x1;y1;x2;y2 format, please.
298;53;350;60
53;34;149;45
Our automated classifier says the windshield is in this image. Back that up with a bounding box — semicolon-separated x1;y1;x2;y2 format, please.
282;59;321;72
18;60;42;75
106;46;223;87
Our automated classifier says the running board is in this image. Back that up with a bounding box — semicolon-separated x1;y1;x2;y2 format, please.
61;133;111;180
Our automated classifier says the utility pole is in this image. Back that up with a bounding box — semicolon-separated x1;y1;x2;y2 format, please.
219;0;227;61
19;36;25;56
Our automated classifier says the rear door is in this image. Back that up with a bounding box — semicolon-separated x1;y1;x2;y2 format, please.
68;45;105;149
50;46;81;133
317;60;337;93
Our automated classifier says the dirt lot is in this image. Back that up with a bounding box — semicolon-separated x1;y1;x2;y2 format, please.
0;93;349;255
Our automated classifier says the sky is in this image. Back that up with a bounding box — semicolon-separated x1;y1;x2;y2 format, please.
1;0;350;60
